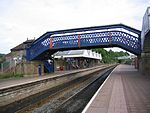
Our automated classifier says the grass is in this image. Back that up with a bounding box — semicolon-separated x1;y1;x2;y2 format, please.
0;73;23;79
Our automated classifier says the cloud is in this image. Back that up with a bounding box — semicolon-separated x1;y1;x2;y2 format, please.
0;0;149;53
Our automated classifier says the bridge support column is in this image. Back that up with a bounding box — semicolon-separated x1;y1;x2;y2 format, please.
139;53;150;75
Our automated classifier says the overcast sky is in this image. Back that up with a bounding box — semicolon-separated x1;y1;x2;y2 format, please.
0;0;149;54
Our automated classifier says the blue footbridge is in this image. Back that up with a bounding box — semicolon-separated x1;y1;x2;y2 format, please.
26;24;141;61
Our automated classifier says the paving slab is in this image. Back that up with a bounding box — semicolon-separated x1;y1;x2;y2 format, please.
83;64;150;113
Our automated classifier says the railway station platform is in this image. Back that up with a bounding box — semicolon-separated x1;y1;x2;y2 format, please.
0;70;83;90
83;64;150;113
0;71;67;90
0;65;105;90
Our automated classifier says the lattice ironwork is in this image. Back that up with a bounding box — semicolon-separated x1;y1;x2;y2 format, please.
26;24;141;61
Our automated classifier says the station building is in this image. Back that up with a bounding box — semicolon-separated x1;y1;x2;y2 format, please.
1;39;102;76
1;39;36;75
52;50;102;71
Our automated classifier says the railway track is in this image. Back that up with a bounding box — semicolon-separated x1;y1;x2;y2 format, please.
0;65;116;113
53;66;115;113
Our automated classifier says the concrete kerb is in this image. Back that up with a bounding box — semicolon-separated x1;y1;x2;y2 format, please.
82;65;117;113
0;65;112;94
0;65;114;108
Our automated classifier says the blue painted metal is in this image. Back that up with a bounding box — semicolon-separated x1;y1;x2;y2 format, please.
51;31;140;53
44;60;54;73
26;34;50;60
26;24;141;61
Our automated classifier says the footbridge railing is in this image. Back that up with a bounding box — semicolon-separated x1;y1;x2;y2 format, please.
26;24;141;61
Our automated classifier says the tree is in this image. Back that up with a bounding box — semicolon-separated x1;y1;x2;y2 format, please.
92;48;129;63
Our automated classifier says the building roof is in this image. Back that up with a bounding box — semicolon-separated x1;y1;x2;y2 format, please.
11;39;34;51
117;55;136;60
53;49;102;60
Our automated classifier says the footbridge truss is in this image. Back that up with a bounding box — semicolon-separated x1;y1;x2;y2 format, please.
26;24;141;61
